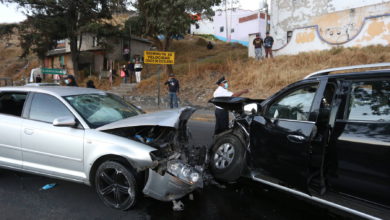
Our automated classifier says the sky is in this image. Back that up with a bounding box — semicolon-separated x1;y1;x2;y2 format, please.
0;0;263;23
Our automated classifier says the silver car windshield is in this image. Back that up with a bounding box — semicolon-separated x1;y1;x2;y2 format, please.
64;93;142;128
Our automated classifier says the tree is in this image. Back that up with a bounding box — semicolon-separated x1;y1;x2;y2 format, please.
1;0;126;78
127;0;221;72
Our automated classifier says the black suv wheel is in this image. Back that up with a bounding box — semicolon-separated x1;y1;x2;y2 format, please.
95;161;137;210
210;134;246;182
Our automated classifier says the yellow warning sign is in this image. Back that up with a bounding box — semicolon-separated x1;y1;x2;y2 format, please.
144;51;175;64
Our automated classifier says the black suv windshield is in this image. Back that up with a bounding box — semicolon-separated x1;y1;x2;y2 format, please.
64;93;142;128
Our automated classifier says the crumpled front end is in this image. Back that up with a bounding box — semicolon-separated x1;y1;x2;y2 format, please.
99;107;207;202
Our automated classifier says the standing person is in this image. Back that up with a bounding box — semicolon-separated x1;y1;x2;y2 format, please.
120;65;127;83
134;60;143;83
86;80;96;88
64;75;78;87
127;60;135;83
123;45;130;61
264;32;274;58
253;33;263;60
213;76;249;135
164;73;180;108
35;74;42;83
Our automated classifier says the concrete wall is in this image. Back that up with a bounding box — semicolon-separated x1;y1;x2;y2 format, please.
190;18;214;35
268;1;390;56
63;33;104;52
213;9;267;46
274;14;390;56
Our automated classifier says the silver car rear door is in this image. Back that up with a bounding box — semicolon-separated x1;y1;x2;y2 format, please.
0;92;28;169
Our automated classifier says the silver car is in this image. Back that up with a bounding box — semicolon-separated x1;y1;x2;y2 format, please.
0;86;204;210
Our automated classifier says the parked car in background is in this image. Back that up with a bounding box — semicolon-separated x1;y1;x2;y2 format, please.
0;86;205;210
209;63;390;220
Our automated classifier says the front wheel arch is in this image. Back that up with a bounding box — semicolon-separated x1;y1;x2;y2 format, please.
210;133;247;182
89;155;143;187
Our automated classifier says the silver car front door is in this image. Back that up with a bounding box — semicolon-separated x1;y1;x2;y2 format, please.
0;92;28;169
21;93;85;181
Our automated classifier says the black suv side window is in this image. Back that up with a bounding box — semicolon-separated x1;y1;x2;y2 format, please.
0;92;27;117
266;84;318;121
29;93;73;123
346;80;389;121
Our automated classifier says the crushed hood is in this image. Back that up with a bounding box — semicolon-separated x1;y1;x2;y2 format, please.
97;107;196;131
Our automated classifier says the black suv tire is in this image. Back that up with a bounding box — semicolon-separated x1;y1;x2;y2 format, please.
210;134;246;182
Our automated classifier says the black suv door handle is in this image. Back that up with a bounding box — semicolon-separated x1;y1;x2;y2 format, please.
287;134;306;143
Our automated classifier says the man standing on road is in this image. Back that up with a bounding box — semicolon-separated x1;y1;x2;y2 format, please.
253;33;263;60
213;76;248;135
164;73;180;108
264;32;274;58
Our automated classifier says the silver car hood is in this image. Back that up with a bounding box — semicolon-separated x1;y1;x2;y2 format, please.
96;107;196;131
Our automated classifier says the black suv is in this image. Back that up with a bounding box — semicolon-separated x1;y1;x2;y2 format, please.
209;63;389;219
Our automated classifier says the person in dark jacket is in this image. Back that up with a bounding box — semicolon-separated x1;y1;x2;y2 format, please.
86;80;96;88
207;41;214;50
264;32;274;58
64;75;78;87
164;73;180;108
126;60;135;83
253;33;263;60
35;74;42;83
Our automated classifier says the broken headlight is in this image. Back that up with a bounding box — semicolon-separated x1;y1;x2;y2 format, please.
167;160;201;184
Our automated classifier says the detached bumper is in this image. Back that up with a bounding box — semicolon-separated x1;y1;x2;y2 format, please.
143;169;200;201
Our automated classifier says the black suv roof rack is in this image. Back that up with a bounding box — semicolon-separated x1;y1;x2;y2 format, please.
304;62;390;79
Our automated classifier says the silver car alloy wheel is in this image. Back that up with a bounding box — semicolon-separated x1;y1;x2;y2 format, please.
97;167;135;209
214;143;235;169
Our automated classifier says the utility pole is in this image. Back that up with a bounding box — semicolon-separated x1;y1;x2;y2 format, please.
224;0;228;41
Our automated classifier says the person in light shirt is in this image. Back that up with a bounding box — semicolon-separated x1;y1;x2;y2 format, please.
213;76;249;134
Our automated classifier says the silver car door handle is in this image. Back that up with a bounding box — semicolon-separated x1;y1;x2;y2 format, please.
24;128;34;135
287;134;306;143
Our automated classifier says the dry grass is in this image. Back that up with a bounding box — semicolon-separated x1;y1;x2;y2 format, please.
133;39;390;106
1;33;389;107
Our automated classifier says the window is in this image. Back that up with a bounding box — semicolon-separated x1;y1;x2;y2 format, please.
346;80;389;121
220;26;224;33
29;93;73;123
266;84;318;121
287;31;293;43
0;92;27;117
64;93;142;128
93;36;100;47
231;28;235;33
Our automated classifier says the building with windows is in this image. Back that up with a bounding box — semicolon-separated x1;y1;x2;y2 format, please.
45;34;150;78
44;13;151;79
269;0;390;55
190;9;268;46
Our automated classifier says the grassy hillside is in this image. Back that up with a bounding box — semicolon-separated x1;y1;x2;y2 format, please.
133;36;390;106
1;33;389;107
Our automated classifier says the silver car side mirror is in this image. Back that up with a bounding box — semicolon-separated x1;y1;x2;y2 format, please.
244;103;258;115
53;116;76;127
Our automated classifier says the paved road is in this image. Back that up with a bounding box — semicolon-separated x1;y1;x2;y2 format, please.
0;121;360;220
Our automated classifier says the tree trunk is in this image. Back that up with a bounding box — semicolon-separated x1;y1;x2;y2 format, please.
69;35;80;78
